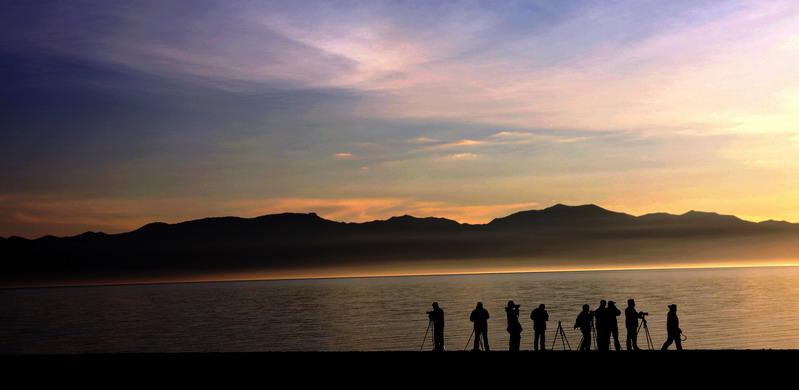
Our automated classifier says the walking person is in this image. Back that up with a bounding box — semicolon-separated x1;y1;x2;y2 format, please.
661;304;683;350
470;302;491;351
530;304;549;351
505;301;522;351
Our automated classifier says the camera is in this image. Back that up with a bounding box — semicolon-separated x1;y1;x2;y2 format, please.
639;312;649;316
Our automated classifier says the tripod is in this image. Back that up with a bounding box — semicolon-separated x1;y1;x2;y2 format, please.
420;319;432;351
551;321;572;351
637;315;654;350
464;328;486;351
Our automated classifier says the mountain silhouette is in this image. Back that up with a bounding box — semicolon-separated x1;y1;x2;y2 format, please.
488;204;637;228
2;204;798;287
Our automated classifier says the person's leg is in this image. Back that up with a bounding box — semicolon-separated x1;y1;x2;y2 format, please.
540;330;546;350
661;336;673;350
626;329;633;350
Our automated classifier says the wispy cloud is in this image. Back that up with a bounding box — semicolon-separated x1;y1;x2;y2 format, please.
407;137;440;144
426;139;484;149
8;1;799;133
446;153;478;159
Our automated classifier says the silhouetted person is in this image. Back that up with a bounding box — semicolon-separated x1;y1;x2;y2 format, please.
530;304;548;351
661;304;682;350
505;300;522;351
427;302;445;351
470;302;490;351
574;304;593;351
625;299;644;351
594;300;610;351
607;300;622;350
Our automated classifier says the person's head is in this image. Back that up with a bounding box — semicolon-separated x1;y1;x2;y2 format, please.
507;300;516;308
599;299;606;307
432;302;439;309
476;302;483;309
668;304;677;312
608;300;616;307
628;299;635;307
582;304;590;311
539;304;546;310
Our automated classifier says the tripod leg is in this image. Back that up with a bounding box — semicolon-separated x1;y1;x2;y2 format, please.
420;320;432;351
464;329;475;351
562;327;571;350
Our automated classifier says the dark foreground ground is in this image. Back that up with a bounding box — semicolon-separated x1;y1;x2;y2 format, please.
2;350;795;385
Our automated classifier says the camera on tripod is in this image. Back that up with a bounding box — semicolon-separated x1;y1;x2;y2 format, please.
639;311;649;316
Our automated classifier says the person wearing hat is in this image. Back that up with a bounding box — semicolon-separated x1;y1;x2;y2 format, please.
505;300;522;351
427;302;445;351
470;302;491;351
625;299;644;350
607;300;622;350
661;304;683;350
530;304;549;351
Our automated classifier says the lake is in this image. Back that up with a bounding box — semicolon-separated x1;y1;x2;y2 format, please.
2;266;798;353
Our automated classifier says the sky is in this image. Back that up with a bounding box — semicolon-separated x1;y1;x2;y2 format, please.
3;0;799;239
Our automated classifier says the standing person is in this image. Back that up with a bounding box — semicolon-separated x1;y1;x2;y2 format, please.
574;304;593;351
661;304;683;350
427;302;445;351
607;301;622;350
625;299;644;351
505;301;522;351
470;302;491;351
594;300;609;351
530;304;549;351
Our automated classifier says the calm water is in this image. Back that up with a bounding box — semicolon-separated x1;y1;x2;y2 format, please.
2;266;799;353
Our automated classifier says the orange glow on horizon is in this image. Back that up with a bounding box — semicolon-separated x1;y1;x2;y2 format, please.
11;260;799;289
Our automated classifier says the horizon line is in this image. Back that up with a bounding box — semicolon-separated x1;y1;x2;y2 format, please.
5;262;799;290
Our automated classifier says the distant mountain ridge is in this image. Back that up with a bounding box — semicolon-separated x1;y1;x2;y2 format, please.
6;203;789;241
2;204;798;287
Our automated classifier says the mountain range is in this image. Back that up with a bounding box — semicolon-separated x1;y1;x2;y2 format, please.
2;204;798;287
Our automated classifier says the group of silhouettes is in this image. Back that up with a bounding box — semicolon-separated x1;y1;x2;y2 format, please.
425;299;683;351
